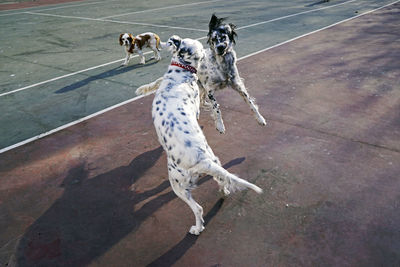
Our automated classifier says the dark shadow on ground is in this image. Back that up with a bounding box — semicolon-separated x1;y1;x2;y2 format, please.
15;146;245;266
55;60;158;94
147;198;225;267
306;0;330;7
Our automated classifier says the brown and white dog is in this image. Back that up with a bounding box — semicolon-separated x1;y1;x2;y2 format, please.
119;32;164;66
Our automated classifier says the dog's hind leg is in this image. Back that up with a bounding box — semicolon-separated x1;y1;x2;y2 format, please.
207;90;226;134
169;172;205;235
152;47;161;61
231;78;267;126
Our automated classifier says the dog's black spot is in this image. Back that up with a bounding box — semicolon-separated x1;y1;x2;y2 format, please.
171;121;175;128
175;69;181;73
184;130;190;134
185;140;192;147
171;155;176;162
163;136;167;144
159;112;163;116
175;179;179;183
168;146;172;151
177;159;181;164
181;112;186;116
156;100;161;105
168;69;172;73
156;107;160;111
162;120;165;126
183;121;188;125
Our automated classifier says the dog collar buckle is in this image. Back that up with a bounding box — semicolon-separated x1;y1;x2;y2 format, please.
170;61;197;74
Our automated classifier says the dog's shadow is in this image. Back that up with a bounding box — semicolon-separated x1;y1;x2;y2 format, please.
15;146;245;266
55;59;159;94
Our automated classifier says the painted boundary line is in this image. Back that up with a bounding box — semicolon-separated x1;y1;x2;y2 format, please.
0;0;398;154
24;11;208;32
237;0;357;30
0;0;104;16
99;0;223;19
239;0;399;61
0;0;221;17
0;0;358;98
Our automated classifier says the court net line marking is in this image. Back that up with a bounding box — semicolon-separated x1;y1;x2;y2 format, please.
24;11;208;32
0;0;218;17
99;0;224;19
0;0;359;98
1;0;398;154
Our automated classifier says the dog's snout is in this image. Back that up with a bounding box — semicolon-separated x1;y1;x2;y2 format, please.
216;45;225;54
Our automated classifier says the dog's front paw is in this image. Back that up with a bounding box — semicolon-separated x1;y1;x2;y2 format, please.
257;115;267;126
135;87;145;95
216;121;225;134
189;225;205;235
139;60;145;65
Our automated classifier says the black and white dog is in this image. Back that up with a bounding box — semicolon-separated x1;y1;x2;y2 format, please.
137;14;266;133
152;37;262;235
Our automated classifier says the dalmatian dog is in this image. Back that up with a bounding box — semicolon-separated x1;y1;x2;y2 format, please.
152;37;262;235
136;14;267;134
119;32;164;65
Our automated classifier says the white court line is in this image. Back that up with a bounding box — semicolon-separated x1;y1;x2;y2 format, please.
0;0;398;154
0;1;103;17
238;0;400;61
100;0;223;19
0;0;359;98
24;11;207;32
237;0;357;30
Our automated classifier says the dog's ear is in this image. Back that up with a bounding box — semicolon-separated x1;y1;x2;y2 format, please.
128;33;134;44
208;14;225;44
209;14;224;31
169;35;182;50
229;23;238;44
119;34;124;46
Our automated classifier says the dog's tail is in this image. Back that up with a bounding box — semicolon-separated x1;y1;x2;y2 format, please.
190;159;263;194
155;34;166;51
136;77;164;95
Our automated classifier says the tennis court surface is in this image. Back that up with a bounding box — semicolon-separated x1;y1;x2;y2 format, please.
1;0;399;266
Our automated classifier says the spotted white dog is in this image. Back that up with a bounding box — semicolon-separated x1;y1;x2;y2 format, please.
119;32;164;65
137;14;266;133
152;37;262;235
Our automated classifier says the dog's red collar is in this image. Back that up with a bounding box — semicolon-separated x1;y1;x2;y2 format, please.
170;61;197;74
